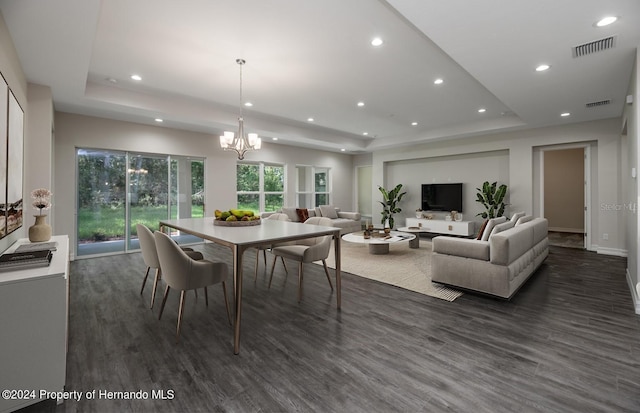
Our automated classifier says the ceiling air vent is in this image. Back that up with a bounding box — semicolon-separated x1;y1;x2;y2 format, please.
572;35;617;58
585;99;611;108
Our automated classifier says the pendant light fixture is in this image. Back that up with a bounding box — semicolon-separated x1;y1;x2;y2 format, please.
219;58;261;160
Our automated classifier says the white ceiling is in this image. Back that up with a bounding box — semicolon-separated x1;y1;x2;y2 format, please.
1;0;638;153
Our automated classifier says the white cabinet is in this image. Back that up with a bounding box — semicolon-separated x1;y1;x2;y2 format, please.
0;235;69;413
405;218;475;237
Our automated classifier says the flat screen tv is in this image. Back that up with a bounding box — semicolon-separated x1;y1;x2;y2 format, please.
421;183;463;212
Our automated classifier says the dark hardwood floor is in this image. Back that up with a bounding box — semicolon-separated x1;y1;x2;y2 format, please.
19;244;640;412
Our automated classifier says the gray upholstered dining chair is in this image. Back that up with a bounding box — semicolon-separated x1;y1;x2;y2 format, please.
255;212;290;280
154;230;231;342
136;223;203;309
268;216;334;302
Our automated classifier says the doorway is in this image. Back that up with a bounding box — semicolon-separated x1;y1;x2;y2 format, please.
540;146;590;249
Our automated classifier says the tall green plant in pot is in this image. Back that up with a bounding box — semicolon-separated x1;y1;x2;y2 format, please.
475;181;508;219
378;184;407;229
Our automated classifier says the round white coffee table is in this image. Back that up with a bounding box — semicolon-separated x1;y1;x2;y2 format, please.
396;226;430;248
342;230;416;255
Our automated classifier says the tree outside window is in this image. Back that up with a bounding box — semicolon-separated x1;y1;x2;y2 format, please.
237;163;285;214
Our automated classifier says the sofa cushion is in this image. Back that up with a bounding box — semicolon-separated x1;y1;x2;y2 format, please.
314;207;322;218
527;218;548;245
489;220;515;239
319;205;339;219
510;211;526;222
480;216;507;241
331;218;358;230
516;215;533;226
490;224;534;265
433;237;490;261
282;207;301;222
296;208;310;222
337;211;361;221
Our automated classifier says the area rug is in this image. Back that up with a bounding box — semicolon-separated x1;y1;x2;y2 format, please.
323;239;464;302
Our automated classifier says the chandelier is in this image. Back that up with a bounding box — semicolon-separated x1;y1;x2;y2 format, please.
219;58;261;160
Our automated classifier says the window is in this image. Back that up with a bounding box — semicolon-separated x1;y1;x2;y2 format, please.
76;149;205;257
296;165;331;208
237;162;285;214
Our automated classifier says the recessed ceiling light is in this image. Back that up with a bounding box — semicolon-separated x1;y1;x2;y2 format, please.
411;122;418;126
357;101;365;107
272;137;278;141
307;117;314;122
154;118;163;123
596;16;618;27
130;74;142;81
363;132;369;136
434;78;444;85
536;64;551;72
371;37;383;47
340;148;346;152
106;77;118;84
244;102;253;107
478;108;486;113
561;112;571;117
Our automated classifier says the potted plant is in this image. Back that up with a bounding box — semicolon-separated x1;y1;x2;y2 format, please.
475;181;508;219
378;184;407;230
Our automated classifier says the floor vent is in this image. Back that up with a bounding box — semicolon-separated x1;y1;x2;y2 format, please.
572;35;616;58
585;99;611;108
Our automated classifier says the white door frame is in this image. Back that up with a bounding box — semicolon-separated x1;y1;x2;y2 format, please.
538;143;592;251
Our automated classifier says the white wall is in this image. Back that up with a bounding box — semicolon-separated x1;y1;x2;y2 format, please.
25;84;54;226
53;112;355;256
373;118;626;254
383;150;509;228
623;51;639;314
0;11;29;253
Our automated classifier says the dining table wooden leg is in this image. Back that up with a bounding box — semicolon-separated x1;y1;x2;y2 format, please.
334;231;341;310
233;244;244;355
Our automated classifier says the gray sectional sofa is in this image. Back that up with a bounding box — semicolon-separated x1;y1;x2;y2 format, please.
262;205;361;234
431;216;549;299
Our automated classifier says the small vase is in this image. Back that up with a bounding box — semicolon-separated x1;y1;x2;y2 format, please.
384;219;391;234
29;215;52;242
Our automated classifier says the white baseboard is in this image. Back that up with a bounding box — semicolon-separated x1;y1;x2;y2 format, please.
596;246;627;257
626;269;640;315
548;227;584;234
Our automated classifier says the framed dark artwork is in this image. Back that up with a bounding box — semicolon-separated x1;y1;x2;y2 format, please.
0;78;24;238
5;86;24;237
0;78;6;239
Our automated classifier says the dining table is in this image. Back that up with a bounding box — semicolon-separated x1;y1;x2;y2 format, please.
159;217;342;354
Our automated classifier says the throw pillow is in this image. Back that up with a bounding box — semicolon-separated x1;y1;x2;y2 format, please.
480;216;507;241
488;220;515;238
476;220;489;240
281;207;300;222
516;215;534;226
510;211;526;222
319;205;339;219
296;208;309;222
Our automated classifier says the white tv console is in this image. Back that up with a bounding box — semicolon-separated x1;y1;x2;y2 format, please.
405;217;475;237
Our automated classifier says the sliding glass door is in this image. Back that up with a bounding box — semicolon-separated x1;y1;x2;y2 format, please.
76;149;205;257
127;154;169;250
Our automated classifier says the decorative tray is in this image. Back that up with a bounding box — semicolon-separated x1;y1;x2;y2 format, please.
213;218;261;227
356;230;390;239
